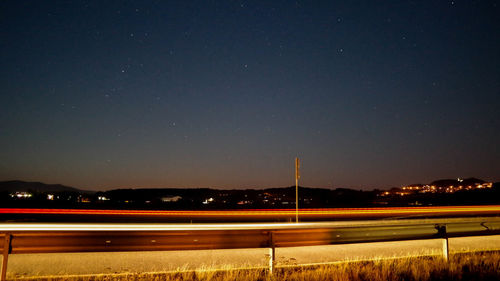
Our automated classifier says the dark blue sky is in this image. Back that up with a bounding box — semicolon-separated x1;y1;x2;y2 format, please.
1;1;499;190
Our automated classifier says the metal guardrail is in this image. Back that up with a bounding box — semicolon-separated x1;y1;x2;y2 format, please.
2;219;500;279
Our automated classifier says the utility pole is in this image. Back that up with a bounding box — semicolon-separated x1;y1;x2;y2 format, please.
295;157;300;223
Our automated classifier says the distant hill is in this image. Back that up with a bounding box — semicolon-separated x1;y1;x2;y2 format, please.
430;177;485;187
1;178;498;209
0;180;87;193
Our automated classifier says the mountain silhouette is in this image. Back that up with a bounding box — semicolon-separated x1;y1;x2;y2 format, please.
0;180;86;193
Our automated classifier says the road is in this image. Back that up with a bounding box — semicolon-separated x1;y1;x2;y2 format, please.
2;205;500;222
2;218;500;279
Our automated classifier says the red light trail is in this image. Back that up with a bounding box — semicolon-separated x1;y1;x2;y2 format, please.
1;205;500;219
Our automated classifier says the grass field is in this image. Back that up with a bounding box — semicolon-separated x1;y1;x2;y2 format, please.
11;250;500;281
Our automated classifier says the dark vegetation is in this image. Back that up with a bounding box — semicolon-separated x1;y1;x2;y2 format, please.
12;251;500;281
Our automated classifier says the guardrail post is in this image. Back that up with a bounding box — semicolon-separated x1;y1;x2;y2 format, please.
1;234;12;281
268;231;275;275
436;225;449;261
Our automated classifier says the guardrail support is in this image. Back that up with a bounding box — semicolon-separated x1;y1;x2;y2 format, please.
442;236;449;261
436;225;449;261
1;234;12;281
268;231;275;275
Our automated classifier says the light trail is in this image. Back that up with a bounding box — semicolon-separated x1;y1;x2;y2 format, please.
1;205;500;218
2;216;500;231
0;222;304;231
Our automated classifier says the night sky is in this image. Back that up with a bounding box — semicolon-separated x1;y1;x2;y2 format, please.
1;1;499;191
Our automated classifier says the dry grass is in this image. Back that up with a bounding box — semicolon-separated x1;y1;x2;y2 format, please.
12;251;500;281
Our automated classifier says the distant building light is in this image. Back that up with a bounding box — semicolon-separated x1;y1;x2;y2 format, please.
162;196;182;202
11;192;32;199
47;194;54;200
98;196;110;201
202;197;215;204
